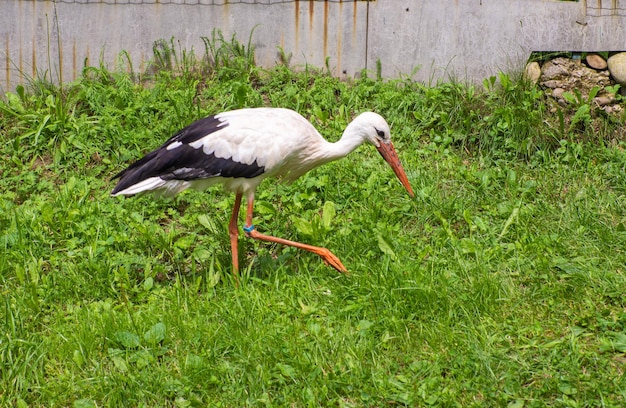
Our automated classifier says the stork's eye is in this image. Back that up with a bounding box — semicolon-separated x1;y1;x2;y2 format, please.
376;128;385;138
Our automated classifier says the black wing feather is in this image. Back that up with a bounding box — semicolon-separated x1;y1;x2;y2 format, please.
111;115;265;195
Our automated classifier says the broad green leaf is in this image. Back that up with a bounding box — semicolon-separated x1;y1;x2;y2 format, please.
462;208;473;227
73;399;97;408
7;90;25;112
111;355;128;372
561;91;577;104
16;399;29;408
192;247;213;262
321;201;336;230
358;319;374;335
73;350;85;368
507;400;525;408
197;214;213;230
558;381;577;396
143;276;154;291
571;104;591;127
376;233;397;260
144;322;166;345
175;397;191;408
115;331;141;349
291;216;313;236
130;349;155;368
174;234;195;250
459;237;477;254
185;353;205;369
276;363;296;379
255;200;277;216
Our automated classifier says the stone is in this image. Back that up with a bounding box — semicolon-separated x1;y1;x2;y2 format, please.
607;52;626;85
594;95;615;106
586;53;607;70
541;80;560;89
552;87;566;98
541;58;570;80
524;61;541;83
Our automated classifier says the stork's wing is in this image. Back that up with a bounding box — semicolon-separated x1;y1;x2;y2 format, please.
111;114;265;196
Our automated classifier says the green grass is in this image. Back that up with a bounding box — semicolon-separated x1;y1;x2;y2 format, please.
1;37;626;407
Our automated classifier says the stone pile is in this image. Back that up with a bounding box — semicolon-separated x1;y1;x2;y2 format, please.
525;52;626;115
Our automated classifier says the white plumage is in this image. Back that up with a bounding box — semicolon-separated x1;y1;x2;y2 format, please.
112;107;414;277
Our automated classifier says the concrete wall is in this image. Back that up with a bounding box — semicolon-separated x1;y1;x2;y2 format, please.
1;0;625;92
371;0;626;82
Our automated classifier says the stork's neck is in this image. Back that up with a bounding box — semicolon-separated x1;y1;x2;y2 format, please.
322;121;369;162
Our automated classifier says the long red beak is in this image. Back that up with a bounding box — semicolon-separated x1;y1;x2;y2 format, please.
376;141;414;198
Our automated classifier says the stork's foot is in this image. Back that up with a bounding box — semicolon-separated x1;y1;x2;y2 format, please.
311;247;348;273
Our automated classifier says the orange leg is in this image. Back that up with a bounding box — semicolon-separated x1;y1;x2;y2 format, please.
242;194;348;273
228;192;243;280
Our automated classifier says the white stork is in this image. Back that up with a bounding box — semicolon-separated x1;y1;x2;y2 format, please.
111;107;414;276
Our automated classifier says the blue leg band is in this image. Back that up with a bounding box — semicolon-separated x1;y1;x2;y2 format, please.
243;224;255;233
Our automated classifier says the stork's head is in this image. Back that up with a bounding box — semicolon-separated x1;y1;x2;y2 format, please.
349;112;415;198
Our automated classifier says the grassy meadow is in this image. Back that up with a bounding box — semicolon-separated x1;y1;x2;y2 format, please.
1;37;626;406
